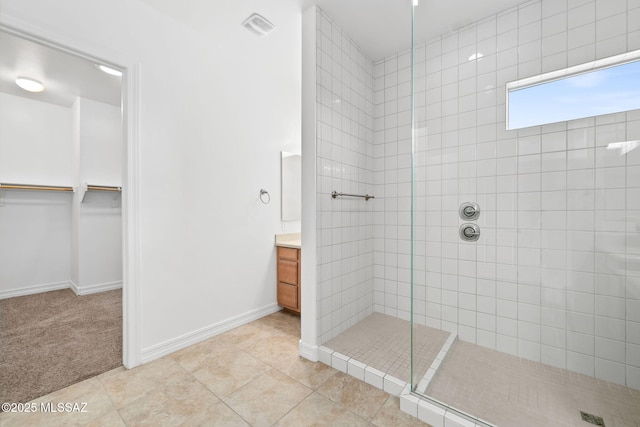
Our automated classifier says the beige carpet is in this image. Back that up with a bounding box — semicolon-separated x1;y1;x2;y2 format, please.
0;288;122;404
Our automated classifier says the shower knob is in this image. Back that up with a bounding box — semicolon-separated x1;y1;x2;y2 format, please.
459;223;480;242
459;202;480;220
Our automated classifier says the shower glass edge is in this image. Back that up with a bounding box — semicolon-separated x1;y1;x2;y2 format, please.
408;3;494;426
410;0;417;393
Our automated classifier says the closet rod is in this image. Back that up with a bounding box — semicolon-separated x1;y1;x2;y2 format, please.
0;183;74;192
86;185;121;192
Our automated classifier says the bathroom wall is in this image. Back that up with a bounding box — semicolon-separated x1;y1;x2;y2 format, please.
371;50;414;322
375;0;640;388
315;9;376;344
2;0;302;362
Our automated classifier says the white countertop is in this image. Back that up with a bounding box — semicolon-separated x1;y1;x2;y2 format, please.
275;232;301;249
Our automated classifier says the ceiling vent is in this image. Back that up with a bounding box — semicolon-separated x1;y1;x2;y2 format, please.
242;13;275;36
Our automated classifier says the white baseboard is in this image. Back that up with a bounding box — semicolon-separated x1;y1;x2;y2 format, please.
299;340;318;362
0;280;123;300
70;280;122;296
141;303;281;364
0;281;72;300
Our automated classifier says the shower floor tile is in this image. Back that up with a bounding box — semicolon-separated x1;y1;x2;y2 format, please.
324;312;450;383
426;340;640;427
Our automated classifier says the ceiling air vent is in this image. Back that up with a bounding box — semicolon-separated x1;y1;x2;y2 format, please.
242;13;275;36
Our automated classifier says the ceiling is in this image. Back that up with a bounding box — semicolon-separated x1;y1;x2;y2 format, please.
0;30;122;107
140;0;533;61
0;0;532;107
303;0;533;60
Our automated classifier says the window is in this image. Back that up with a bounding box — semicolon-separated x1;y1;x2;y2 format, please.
506;50;640;130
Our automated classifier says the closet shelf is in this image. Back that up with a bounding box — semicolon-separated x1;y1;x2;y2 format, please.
0;182;74;192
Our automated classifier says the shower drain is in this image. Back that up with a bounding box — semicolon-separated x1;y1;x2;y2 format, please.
580;411;605;426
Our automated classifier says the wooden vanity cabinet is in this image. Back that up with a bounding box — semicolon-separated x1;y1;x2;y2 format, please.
277;246;300;314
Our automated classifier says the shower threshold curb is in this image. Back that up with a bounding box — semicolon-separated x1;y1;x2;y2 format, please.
318;332;495;427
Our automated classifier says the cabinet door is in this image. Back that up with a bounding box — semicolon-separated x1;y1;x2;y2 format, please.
277;282;298;311
278;247;299;261
278;258;298;285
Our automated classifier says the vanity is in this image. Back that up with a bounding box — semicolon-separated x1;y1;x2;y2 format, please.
275;233;301;314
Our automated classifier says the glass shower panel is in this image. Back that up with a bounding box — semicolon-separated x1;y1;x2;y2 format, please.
410;0;640;426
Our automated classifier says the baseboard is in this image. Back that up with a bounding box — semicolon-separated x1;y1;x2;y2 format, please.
299;340;318;362
0;281;72;300
71;280;122;296
69;280;80;296
141;303;281;364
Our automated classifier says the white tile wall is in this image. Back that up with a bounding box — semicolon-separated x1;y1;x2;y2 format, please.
314;0;640;390
315;9;375;344
372;0;640;389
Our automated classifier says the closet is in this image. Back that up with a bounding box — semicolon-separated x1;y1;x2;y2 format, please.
0;28;123;298
0;30;124;403
0;93;123;297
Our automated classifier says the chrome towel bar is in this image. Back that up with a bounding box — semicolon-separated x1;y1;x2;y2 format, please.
331;191;375;201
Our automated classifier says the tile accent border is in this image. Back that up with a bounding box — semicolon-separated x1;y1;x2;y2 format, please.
415;333;458;394
318;345;406;397
319;332;496;427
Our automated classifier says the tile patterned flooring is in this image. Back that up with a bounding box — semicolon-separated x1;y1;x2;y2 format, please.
324;312;450;383
0;311;429;427
427;340;640;427
325;313;640;427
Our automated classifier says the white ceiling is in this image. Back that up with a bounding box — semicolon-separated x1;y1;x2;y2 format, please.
0;1;532;108
141;0;533;61
303;0;533;60
0;31;122;107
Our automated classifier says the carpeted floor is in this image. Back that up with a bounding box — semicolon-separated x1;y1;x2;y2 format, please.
0;288;122;404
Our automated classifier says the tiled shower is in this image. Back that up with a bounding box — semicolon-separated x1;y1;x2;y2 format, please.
312;0;640;424
315;8;376;345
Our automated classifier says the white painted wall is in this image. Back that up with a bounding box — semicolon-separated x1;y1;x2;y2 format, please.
0;93;73;185
0;94;122;297
79;98;122;186
0;94;73;296
300;5;319;361
75;98;123;293
0;191;72;296
1;0;301;360
71;98;81;287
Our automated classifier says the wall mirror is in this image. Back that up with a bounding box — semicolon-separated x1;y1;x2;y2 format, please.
281;151;301;221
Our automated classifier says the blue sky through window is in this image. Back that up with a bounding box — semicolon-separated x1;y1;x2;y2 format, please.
508;60;640;129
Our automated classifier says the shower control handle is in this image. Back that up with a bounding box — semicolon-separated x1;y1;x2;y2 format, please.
459;223;480;242
459;202;480;220
463;206;476;217
463;227;479;237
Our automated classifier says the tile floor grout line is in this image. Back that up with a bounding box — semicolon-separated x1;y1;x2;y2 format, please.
94;375;128;425
369;394;393;424
175;354;253;423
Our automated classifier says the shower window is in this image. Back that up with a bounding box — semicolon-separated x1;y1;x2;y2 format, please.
507;49;640;130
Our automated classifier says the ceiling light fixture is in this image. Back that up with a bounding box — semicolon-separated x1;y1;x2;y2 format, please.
96;64;123;77
413;0;419;6
468;53;484;61
15;77;44;93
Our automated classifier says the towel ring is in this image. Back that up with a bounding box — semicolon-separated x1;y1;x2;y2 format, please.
259;189;270;204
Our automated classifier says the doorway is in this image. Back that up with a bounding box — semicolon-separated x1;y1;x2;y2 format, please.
0;25;137;403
